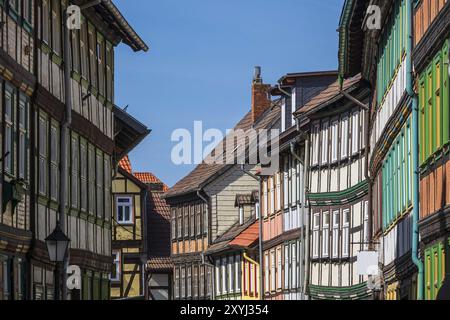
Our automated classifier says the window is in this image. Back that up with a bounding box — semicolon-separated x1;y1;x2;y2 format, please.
181;268;186;299
276;247;282;290
193;266;199;299
190;207;195;238
239;206;244;225
199;266;205;298
177;208;182;239
203;204;208;235
322;212;330;257
276;173;281;211
80;141;88;211
321;121;329;164
352;111;360;155
284;245;290;289
96;152;104;218
88;146;95;215
4;88;14;175
196;205;202;236
104;156;112;221
270;250;276;292
38;117;48;195
312;122;320;166
235;255;241;292
174;268;180;299
88;24;97;88
341;115;349;158
332;210;340;258
71;136;79;208
42;0;50;43
313;213;320;258
187;266;192;298
18;97;28;179
51;0;61;55
331;119;339;162
228;256;234;293
363;201;369;250
291;87;297;125
111;251;120;282
171;209;177;240
116;197;133;224
184;208;189;238
80;19;89;80
342;209;350;257
215;260;221;296
221;257;227;294
264;253;269;293
283;157;289;209
262;180;268;218
50;125;59;201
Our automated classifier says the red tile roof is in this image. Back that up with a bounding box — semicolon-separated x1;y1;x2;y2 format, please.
147;257;173;272
118;156;132;173
134;172;162;184
229;222;259;247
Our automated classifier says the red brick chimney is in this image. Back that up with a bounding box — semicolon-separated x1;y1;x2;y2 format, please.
251;66;271;123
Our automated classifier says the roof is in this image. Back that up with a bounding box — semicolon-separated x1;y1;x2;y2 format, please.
118;156;132;173
146;188;172;259
165;101;281;199
114;106;151;162
147;257;173;272
278;70;338;86
235;192;258;207
229;222;259;247
79;0;149;52
294;74;362;116
205;218;258;255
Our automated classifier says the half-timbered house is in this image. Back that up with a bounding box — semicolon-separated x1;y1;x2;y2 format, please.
111;156;148;299
28;0;147;300
0;0;34;300
295;75;372;300
414;0;450;300
339;0;418;300
264;71;337;301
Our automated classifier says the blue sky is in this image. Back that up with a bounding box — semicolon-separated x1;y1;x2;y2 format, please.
114;0;345;187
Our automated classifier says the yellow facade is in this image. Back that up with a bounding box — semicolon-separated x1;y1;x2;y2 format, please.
111;171;145;299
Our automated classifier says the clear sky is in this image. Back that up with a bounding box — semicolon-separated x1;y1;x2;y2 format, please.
114;0;345;187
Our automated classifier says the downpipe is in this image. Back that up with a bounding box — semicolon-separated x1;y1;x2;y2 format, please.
406;0;424;300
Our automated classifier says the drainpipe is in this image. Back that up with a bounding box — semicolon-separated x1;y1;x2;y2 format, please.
59;8;74;301
406;0;424;300
289;142;305;299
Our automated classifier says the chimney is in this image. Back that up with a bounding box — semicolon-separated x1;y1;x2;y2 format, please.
251;66;271;123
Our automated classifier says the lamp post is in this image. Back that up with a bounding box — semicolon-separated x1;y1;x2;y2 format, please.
45;223;70;300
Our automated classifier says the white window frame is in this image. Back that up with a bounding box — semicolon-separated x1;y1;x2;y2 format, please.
313;213;320;258
239;206;244;225
332;210;340;258
284;245;290;289
276;247;282;290
363;201;369;250
342;209;350;258
264;253;269;294
322;211;330;257
116;196;133;224
331;119;339;163
270;250;276;292
352;111;360;155
321;121;329;165
312;122;320;166
341;115;349;159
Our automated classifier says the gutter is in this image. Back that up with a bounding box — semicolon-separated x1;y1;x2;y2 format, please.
406;0;424;300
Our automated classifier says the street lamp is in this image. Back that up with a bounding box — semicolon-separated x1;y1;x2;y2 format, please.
46;223;70;300
45;223;71;263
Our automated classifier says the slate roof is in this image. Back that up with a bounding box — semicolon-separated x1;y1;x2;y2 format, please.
165;101;281;199
235;191;259;207
294;73;362;116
